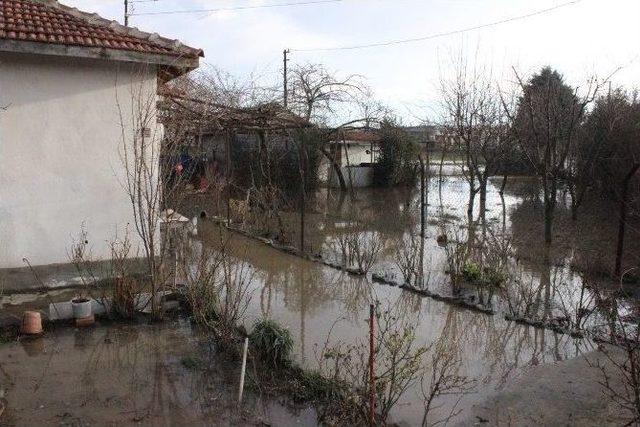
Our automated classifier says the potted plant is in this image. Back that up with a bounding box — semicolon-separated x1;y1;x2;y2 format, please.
71;295;92;319
68;227;94;320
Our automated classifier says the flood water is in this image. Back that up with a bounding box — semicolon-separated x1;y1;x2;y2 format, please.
0;318;316;426
196;220;594;425
183;159;636;425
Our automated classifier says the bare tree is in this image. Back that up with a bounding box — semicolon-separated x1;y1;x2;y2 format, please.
440;55;512;219
288;63;382;191
289;63;365;124
117;68;197;318
506;67;603;244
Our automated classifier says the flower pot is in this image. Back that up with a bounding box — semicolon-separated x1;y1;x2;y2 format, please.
20;310;43;335
71;298;92;319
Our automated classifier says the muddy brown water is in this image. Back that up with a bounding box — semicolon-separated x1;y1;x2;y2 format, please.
0;319;316;426
185;167;637;425
187;169;638;325
196;221;595;426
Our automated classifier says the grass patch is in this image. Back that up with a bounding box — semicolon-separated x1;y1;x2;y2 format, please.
250;318;294;367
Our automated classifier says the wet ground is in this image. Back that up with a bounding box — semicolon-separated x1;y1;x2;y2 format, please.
0;318;316;426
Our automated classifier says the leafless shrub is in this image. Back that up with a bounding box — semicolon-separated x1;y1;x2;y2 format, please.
66;226;144;319
591;294;640;426
440;226;471;293
420;339;476;426
182;236;254;340
67;225;98;298
183;247;226;329
482;230;515;281
553;277;597;331
315;303;428;424
219;255;254;331
333;230;382;273
331;219;385;274
502;273;540;319
106;231;140;319
394;232;424;287
243;182;292;242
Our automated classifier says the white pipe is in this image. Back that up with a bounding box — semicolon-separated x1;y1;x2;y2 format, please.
238;337;249;405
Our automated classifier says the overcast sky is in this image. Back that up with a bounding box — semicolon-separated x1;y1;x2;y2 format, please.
65;0;640;123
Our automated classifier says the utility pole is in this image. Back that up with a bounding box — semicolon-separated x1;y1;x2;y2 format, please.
283;49;290;108
124;0;129;26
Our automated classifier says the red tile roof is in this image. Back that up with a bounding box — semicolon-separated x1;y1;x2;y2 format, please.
0;0;203;59
340;130;381;142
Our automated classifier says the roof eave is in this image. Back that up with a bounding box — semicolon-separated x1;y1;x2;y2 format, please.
0;39;200;72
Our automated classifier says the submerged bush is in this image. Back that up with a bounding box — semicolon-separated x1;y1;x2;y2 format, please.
373;119;420;186
250;319;294;367
460;261;506;288
461;262;482;283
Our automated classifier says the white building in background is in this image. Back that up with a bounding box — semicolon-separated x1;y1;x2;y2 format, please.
326;130;380;188
0;0;202;289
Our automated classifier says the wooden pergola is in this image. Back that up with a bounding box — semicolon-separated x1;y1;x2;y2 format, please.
158;89;312;134
158;88;314;250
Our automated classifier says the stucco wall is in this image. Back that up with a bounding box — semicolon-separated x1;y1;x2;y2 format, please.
0;52;158;275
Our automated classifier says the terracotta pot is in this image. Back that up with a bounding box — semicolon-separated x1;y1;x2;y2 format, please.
71;298;92;319
75;314;95;328
20;311;43;335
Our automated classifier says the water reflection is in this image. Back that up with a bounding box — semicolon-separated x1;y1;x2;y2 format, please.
0;320;314;426
197;221;593;425
185;161;629;424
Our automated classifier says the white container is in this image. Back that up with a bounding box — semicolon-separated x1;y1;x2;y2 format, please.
71;298;92;319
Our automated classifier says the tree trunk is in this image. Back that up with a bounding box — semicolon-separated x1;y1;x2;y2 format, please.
479;178;488;216
467;189;477;221
615;163;640;277
542;177;556;245
499;174;508;195
544;197;554;245
320;147;347;191
569;184;579;221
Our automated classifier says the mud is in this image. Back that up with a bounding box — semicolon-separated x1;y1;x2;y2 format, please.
455;347;623;426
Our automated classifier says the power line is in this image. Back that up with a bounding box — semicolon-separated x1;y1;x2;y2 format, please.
129;0;343;16
292;0;582;52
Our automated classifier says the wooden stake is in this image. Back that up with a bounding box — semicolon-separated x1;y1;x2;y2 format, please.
226;132;232;224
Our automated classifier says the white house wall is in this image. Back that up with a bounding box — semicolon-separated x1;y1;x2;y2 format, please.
0;52;159;274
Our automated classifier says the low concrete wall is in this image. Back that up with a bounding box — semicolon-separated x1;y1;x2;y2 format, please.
0;258;147;293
